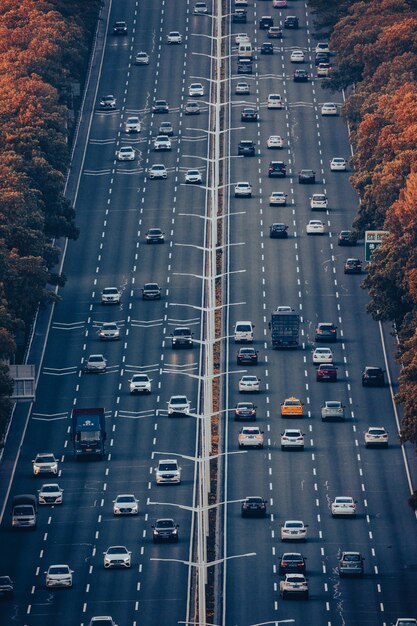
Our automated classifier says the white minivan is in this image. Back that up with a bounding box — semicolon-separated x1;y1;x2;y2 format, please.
234;321;254;342
238;43;253;60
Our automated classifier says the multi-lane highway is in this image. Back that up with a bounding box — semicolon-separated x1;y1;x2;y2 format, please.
0;0;416;626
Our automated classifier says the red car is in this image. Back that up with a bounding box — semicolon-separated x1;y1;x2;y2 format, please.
316;364;338;381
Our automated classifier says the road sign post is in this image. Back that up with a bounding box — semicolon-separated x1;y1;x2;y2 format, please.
364;230;389;262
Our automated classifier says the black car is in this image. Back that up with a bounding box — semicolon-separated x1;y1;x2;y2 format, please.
260;42;274;55
241;496;267;517
238;140;256;156
233;8;247;22
293;69;309;82
344;258;362;274
113;21;128;35
152;519;179;543
171;327;193;348
0;576;13;599
146;228;165;244
142;283;162;300
362;366;385;387
241;107;258;122
259;15;274;29
279;552;306;575
338;230;356;246
270;223;289;239
235;402;257;420
152;99;169;113
315;52;330;65
237;347;258;365
298;169;316;184
268;161;286;177
315;322;337;342
284;15;299;28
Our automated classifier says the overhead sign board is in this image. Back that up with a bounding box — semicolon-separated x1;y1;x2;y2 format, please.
365;230;389;262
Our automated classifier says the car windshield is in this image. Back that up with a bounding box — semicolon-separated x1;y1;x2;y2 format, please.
243;428;259;434
156;520;174;528
286;522;302;528
107;547;127;555
286;401;300;406
132;375;148;382
344;554;360;561
117;496;134;503
159;463;177;471
42;485;59;493
170;397;187;405
246;497;262;503
242;376;257;382
50;567;68;575
37;455;55;462
370;428;385;435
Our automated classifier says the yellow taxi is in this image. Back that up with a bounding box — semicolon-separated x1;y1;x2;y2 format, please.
280;397;304;417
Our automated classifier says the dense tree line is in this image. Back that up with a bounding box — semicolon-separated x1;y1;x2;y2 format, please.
309;0;417;445
0;0;100;436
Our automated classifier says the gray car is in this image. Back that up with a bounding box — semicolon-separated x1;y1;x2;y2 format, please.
338;551;364;577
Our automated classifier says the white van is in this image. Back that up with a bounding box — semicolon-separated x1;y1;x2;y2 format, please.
234;321;254;342
238;43;253;60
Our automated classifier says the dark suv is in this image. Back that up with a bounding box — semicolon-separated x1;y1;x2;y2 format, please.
261;42;274;55
293;69;309;82
241;108;258;122
259;16;274;29
238;140;256;156
315;322;337;342
298;169;316;184
268;161;286;177
338;230;356;246
362;366;385;387
284;16;299;28
233;8;247;22
270;223;289;239
113;21;128;35
235;402;257;421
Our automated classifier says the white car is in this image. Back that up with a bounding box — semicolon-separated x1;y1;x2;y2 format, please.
129;374;151;394
99;322;120;340
234;182;252;197
310;193;328;209
32;453;58;476
167;395;190;415
315;42;330;54
135;51;149;65
267;94;284;109
167;31;182;44
45;565;73;588
281;520;308;541
331;496;357;517
154;135;171;151
185;169;203;184
394;621;417;626
330;157;346;171
159;121;174;136
269;191;287;206
148;164;167;179
235;82;250;95
155;459;181;484
116;146;135;161
321;102;338;116
103;546;132;569
238;426;264;448
125;116;141;133
306;219;325;234
281;429;305;450
189;82;204;97
321;400;345;421
280;574;308;599
290;50;305;63
113;494;139;515
89;618;117;626
38;483;63;505
267;135;284;149
239;375;260;393
193;1;208;13
312;347;333;363
101;287;121;304
364;426;389;447
85;354;107;373
235;33;250;45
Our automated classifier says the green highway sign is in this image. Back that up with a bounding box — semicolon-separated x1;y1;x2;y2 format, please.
364;230;389;262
